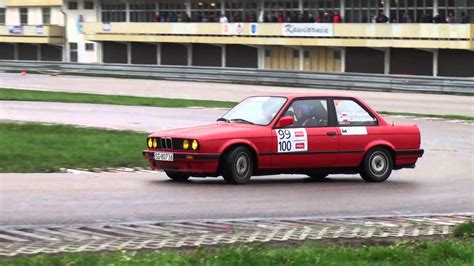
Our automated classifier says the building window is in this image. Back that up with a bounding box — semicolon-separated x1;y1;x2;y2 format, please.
264;49;272;57
42;8;51;25
334;50;341;60
69;43;78;62
101;4;127;22
292;49;299;58
303;50;310;58
84;1;94;10
85;43;94;51
0;8;5;25
158;3;186;22
68;2;78;10
130;3;156;22
20;8;28;25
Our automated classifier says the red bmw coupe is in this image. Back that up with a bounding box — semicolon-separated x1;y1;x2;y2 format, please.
143;93;423;184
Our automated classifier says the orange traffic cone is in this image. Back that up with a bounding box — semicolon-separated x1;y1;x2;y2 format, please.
20;71;28;77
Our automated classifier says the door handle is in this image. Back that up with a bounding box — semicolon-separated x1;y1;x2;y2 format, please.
327;131;337;136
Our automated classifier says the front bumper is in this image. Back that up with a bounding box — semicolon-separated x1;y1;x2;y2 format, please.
143;150;220;174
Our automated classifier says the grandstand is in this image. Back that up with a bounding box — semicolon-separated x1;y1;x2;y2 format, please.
0;0;473;77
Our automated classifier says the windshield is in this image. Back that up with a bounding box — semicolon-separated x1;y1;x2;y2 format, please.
219;97;287;126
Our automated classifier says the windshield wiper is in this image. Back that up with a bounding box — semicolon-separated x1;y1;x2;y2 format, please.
230;118;255;125
217;117;230;123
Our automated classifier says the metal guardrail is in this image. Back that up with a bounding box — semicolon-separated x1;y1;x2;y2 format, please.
0;61;473;95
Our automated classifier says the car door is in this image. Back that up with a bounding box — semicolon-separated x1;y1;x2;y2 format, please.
272;98;339;169
332;98;379;167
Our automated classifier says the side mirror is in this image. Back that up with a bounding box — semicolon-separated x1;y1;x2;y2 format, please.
277;116;294;128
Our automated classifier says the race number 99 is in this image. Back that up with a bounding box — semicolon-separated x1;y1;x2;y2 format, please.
277;129;292;152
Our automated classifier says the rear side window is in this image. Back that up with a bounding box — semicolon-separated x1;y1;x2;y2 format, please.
334;99;377;126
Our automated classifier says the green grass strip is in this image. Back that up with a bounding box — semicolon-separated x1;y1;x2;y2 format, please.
378;111;474;122
2;240;473;266
0;123;148;173
0;88;237;109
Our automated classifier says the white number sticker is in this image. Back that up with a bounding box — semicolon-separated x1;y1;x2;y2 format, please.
340;127;367;135
275;128;308;153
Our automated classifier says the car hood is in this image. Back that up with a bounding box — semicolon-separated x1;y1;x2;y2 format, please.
149;122;265;140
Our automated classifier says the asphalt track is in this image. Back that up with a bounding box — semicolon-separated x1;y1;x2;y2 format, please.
1;73;473;116
0;101;473;226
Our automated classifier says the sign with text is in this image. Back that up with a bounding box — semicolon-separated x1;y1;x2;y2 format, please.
282;23;333;37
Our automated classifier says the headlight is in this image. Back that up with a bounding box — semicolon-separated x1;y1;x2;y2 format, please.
191;139;199;150
147;138;153;148
182;139;190;150
152;138;158;148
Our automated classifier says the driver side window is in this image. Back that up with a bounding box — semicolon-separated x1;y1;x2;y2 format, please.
285;99;328;128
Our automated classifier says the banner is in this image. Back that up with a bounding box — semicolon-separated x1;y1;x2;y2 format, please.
8;26;23;34
282;23;333;37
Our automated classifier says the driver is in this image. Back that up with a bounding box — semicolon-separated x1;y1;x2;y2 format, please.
293;102;312;127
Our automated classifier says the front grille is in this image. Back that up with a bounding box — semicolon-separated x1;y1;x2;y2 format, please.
152;137;186;150
159;137;173;150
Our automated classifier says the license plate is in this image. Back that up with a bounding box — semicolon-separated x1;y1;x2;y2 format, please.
154;152;174;162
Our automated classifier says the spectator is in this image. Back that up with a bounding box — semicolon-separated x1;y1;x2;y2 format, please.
277;12;284;23
316;12;323;23
401;12;412;23
421;13;432;23
219;13;228;23
323;11;333;23
333;11;342;23
461;12;469;23
308;13;315;23
362;13;368;23
446;11;455;23
432;13;442;23
376;11;389;23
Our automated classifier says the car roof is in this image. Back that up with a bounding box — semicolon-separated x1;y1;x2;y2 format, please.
251;92;356;100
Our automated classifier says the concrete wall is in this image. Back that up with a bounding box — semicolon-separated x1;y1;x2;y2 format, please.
346;47;384;74
17;43;37;60
391;48;432;76
40;44;61;61
102;42;126;64
192;44;222;67
161;43;188;66
131;42;157;65
0;43;14;59
439;50;474;77
226;45;257;68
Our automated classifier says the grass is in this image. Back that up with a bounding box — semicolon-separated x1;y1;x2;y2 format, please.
0;123;148;173
0;88;237;109
378;111;474;122
2;240;473;266
453;221;474;237
1;88;473;121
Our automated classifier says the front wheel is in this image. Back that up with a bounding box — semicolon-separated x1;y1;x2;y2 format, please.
221;146;254;185
165;171;190;182
360;148;393;182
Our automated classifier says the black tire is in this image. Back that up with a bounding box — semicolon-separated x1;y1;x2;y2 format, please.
307;172;329;181
165;171;190;182
360;147;393;182
221;146;254;185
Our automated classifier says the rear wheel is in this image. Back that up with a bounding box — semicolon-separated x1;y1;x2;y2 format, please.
221;146;254;185
165;171;190;182
360;148;393;182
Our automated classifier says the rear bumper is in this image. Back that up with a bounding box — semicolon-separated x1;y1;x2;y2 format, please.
143;150;220;174
394;149;424;169
395;149;424;157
